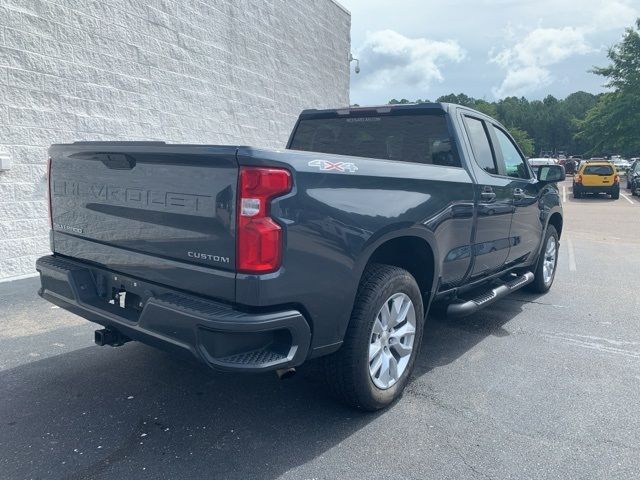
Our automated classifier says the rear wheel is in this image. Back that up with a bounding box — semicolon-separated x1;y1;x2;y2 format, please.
573;186;581;199
611;187;620;199
527;226;559;293
323;264;424;411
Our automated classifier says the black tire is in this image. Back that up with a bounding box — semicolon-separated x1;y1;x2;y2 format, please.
526;225;559;294
611;188;620;199
573;187;581;199
323;264;424;411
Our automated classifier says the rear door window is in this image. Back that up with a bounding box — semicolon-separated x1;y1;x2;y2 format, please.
584;165;614;175
289;113;460;167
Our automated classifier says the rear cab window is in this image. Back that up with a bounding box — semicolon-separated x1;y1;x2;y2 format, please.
289;110;461;167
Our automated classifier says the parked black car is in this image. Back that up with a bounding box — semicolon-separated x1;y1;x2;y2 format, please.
37;103;564;410
564;158;577;175
628;159;640;195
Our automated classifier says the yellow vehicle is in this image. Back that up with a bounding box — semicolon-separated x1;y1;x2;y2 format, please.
573;161;620;199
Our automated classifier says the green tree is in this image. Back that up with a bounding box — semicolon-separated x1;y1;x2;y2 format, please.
436;93;474;107
563;91;599;119
472;99;497;117
577;18;640;156
508;127;535;157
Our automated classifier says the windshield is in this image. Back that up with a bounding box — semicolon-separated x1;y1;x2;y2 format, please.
289;113;460;167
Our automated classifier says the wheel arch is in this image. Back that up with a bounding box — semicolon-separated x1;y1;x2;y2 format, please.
355;228;440;304
547;210;563;239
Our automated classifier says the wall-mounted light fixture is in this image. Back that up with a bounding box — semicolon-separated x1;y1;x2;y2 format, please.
349;53;360;74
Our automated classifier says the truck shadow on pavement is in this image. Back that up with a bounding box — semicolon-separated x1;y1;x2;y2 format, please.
0;294;537;480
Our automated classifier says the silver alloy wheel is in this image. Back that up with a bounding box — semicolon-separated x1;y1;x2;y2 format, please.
542;236;557;286
368;293;416;390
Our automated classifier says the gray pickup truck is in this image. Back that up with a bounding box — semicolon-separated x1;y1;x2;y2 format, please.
37;103;564;410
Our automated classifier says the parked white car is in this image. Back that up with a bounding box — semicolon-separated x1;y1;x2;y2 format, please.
528;158;557;168
611;158;631;172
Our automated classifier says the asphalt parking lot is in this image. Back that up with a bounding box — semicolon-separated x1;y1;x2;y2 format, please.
1;178;639;480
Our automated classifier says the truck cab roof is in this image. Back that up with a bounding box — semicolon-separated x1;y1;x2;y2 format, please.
299;102;449;118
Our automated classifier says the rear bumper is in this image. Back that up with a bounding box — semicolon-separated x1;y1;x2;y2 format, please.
575;185;618;193
36;255;311;372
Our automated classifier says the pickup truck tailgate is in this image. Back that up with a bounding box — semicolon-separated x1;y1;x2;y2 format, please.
49;143;238;297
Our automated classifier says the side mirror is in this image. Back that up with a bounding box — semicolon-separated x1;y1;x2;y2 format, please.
537;164;565;183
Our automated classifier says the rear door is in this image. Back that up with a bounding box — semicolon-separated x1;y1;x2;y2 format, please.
461;115;513;278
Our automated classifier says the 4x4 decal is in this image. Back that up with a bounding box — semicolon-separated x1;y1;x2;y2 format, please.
308;159;358;173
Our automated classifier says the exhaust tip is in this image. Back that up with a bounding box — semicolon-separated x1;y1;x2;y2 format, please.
275;367;296;380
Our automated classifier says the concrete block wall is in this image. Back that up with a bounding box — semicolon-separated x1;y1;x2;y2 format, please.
0;0;351;281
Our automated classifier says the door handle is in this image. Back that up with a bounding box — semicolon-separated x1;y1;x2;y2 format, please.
480;187;496;202
513;188;525;199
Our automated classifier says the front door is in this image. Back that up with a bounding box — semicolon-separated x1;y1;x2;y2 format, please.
462;115;513;278
488;124;543;265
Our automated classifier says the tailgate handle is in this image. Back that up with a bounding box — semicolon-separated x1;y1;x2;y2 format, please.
99;153;136;170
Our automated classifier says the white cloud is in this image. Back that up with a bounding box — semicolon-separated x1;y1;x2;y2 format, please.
354;29;465;92
588;0;639;31
490;26;594;98
493;65;553;98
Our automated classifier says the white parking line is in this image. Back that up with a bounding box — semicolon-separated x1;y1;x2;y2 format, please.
566;237;577;272
620;192;635;205
562;186;567;203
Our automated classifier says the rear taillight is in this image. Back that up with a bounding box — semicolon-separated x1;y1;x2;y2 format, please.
576;174;582;184
237;167;292;273
47;157;53;228
614;174;619;184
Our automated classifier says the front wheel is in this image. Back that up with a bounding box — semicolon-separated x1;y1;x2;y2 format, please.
323;264;424;411
526;226;559;294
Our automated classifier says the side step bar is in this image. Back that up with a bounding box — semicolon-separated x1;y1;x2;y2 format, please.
446;271;535;318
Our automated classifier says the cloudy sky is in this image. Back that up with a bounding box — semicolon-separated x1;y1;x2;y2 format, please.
338;0;639;105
